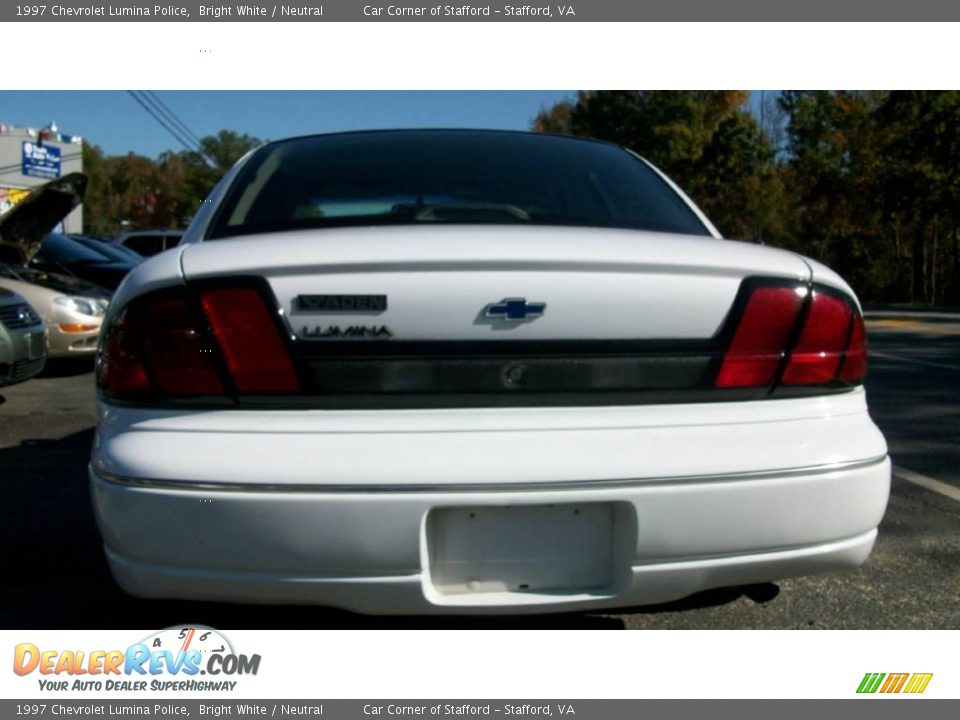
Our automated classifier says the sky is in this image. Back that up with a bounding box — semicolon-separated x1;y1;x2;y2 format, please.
0;91;578;158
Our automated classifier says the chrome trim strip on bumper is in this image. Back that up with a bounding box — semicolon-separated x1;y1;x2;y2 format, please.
90;455;889;494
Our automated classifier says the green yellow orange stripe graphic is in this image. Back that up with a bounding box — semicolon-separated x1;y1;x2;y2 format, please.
857;672;933;694
879;673;909;693
903;673;934;694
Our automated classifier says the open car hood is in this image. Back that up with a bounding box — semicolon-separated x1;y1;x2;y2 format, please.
0;173;88;265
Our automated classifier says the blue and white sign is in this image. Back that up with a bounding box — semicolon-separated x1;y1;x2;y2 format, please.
22;141;61;180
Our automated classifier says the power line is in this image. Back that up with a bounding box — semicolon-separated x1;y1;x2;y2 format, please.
143;91;204;149
127;90;199;154
126;91;211;166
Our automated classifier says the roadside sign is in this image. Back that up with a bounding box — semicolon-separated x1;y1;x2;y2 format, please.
22;141;61;179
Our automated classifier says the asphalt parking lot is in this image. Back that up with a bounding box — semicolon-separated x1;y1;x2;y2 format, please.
2;319;958;630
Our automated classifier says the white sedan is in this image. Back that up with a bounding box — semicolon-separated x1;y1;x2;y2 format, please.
90;130;889;614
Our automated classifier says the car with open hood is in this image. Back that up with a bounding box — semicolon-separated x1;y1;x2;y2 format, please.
0;174;109;358
90;130;890;615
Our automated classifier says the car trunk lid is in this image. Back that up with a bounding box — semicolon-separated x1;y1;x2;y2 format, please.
180;224;809;343
153;225;817;408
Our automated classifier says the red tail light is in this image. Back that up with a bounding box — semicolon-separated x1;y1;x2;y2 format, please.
781;292;853;385
715;287;805;388
200;287;299;393
717;283;867;390
139;297;225;396
97;310;152;398
98;284;299;400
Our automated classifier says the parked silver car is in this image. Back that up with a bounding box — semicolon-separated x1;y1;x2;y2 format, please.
0;287;46;387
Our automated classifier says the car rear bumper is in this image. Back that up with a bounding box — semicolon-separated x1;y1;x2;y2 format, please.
91;389;891;614
101;527;880;616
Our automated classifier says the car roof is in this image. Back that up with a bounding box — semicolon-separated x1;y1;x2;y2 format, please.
259;127;628;153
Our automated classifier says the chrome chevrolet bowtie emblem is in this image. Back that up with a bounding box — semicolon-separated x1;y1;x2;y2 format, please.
483;298;546;321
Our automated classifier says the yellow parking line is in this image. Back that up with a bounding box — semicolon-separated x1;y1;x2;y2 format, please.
866;319;960;334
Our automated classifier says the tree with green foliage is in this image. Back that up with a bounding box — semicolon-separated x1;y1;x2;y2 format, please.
780;90;960;304
875;91;960;304
534;90;960;305
534;91;777;242
777;91;896;300
81;130;260;237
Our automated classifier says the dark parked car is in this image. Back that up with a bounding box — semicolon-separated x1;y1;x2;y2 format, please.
111;229;183;257
69;234;144;263
31;232;142;291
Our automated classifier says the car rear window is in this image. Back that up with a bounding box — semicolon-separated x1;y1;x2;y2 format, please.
207;131;712;239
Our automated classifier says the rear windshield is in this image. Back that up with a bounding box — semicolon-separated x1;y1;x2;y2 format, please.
207;131;712;239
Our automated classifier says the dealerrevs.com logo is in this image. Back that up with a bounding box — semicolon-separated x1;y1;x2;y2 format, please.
13;627;260;693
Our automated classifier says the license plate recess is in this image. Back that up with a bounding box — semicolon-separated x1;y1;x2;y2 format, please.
426;502;631;595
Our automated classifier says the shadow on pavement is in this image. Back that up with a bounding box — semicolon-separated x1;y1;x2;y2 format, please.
1;427;761;630
38;356;97;378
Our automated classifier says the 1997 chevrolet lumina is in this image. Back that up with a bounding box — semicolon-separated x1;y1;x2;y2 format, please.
90;130;890;614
